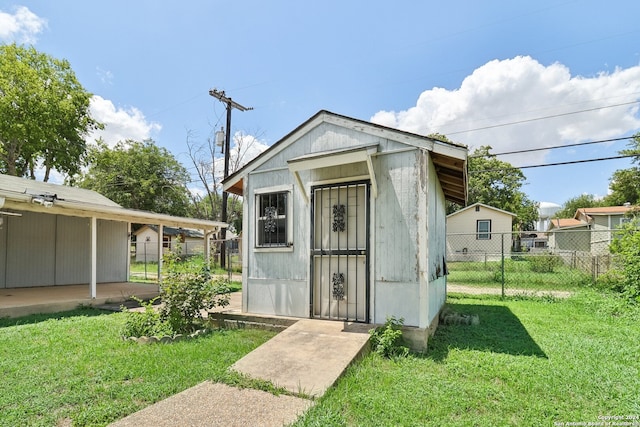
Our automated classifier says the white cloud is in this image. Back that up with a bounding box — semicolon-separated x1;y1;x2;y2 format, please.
371;56;640;165
89;95;161;146
0;6;47;44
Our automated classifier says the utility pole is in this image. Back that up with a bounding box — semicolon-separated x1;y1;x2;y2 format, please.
209;89;252;268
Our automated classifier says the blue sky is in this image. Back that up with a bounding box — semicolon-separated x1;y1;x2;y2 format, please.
2;1;640;207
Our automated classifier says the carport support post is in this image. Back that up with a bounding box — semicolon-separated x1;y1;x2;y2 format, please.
157;224;163;284
90;216;97;299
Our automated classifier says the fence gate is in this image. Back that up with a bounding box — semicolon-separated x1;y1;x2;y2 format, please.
311;181;369;322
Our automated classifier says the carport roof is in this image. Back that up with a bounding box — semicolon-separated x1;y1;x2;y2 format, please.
0;174;226;232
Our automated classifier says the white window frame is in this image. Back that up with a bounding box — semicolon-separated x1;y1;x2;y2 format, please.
254;185;294;252
477;219;491;240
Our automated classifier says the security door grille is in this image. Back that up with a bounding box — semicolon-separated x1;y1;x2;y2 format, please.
311;181;369;322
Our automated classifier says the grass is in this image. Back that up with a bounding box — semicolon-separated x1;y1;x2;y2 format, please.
447;259;593;291
129;260;243;284
294;290;640;426
0;308;275;427
3;288;638;426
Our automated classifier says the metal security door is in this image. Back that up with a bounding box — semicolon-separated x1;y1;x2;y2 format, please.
311;181;369;322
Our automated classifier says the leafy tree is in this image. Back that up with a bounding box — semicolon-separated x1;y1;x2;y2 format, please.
78;139;192;216
554;194;606;219
454;145;538;231
604;133;640;206
608;217;640;302
186;129;260;230
0;43;100;180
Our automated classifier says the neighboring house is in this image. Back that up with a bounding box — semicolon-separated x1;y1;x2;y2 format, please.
134;225;206;262
446;203;516;261
133;225;238;262
0;174;225;297
222;110;468;350
547;205;636;254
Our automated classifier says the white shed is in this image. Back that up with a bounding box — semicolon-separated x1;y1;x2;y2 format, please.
223;111;467;350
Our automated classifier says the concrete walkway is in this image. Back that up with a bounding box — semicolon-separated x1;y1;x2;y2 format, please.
0;282;159;318
109;317;371;426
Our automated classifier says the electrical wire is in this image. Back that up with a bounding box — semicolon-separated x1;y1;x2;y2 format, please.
447;100;640;135
470;154;637;174
469;136;635;158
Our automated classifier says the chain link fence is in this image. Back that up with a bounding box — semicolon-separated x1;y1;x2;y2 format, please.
446;229;628;296
129;237;242;281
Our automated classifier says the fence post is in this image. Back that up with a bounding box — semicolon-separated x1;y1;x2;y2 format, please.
501;233;505;298
227;240;232;281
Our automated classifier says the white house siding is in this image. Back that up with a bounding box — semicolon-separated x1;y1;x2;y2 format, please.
134;227;160;263
446;205;515;260
133;227;208;263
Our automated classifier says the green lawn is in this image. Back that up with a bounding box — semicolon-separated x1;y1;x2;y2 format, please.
447;259;593;291
294;291;640;426
0;309;275;427
2;291;638;426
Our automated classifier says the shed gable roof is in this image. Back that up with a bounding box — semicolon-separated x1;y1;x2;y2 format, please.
222;110;468;205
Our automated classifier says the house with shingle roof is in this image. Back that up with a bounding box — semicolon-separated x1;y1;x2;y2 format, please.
548;205;636;254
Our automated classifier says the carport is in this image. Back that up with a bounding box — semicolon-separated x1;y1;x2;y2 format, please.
0;174;225;304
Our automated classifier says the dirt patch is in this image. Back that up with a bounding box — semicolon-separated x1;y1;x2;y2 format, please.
448;284;572;298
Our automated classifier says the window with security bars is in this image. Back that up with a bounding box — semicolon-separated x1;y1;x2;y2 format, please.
477;219;491;240
256;191;288;247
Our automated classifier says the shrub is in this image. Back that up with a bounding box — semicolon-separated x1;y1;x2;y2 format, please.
609;219;640;302
369;316;409;358
529;252;562;273
121;297;172;338
159;253;231;334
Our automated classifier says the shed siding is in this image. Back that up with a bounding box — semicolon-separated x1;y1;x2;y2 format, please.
426;155;447;325
55;216;90;285
375;150;420;283
245;123;394;318
241;119;456;330
373;150;423;326
97;220;128;282
6;211;56;287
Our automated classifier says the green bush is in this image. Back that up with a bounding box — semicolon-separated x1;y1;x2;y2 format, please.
121;297;173;338
160;253;231;334
369;316;409;358
609;219;640;302
529;252;562;273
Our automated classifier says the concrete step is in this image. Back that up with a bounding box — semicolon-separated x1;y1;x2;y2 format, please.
230;319;371;397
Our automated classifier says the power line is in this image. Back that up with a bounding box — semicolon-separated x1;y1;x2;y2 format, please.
447;100;640;135
469;136;634;158
470;154;637;174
